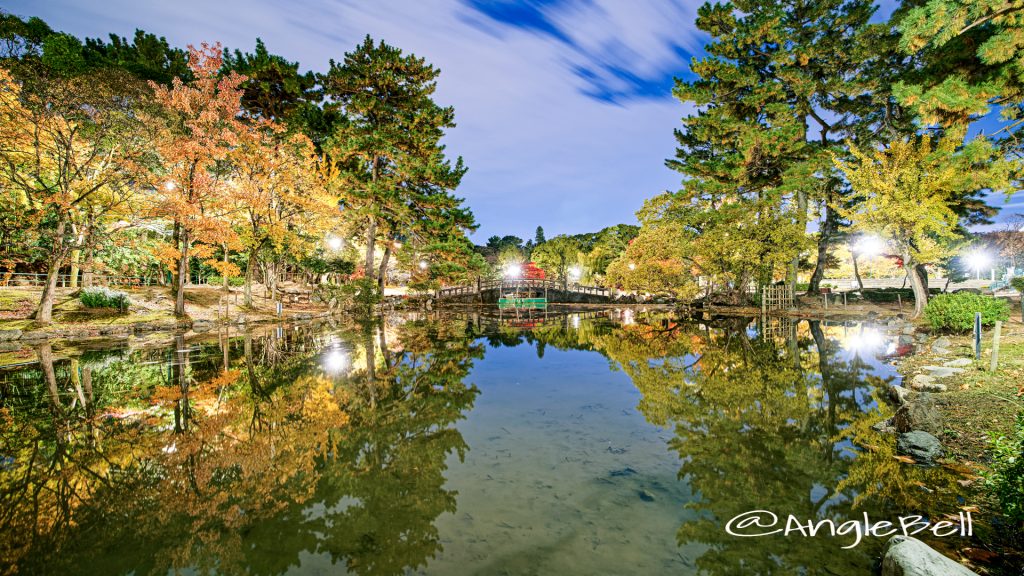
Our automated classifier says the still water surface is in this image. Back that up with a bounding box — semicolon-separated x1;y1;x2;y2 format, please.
0;311;972;575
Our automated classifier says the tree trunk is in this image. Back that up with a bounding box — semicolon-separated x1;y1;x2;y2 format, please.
34;219;68;324
808;198;837;294
222;243;230;293
852;252;864;291
81;243;95;288
364;217;376;283
170;222;181;298
377;243;392;292
915;264;929;292
905;254;928;318
788;190;808;295
244;249;256;307
175;228;190;317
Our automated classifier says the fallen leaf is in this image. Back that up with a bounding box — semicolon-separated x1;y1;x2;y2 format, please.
894;455;916;464
961;547;998;563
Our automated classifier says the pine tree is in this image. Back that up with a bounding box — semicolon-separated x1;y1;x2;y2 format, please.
669;0;904;297
321;36;467;292
534;225;545;245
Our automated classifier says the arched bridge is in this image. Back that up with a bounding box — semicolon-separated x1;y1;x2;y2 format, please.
436;279;612;304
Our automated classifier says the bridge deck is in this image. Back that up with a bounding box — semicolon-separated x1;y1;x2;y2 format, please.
436;279;610;299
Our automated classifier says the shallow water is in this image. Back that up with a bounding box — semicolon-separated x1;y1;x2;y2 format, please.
0;311;978;575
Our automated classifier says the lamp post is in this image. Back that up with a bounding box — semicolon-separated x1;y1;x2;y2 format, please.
850;236;882;292
966;250;989;281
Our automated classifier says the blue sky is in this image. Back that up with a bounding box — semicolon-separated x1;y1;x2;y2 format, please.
8;0;1022;239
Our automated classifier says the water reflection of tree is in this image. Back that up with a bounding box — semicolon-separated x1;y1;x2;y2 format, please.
582;316;959;575
1;319;481;576
273;317;483;576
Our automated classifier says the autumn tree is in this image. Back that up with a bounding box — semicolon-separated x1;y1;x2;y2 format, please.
834;135;1011;316
321;36;467;292
230;118;336;306
0;67;151;322
148;43;245;316
532;235;583;290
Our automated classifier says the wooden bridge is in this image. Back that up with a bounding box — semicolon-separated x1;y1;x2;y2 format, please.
436;278;612;303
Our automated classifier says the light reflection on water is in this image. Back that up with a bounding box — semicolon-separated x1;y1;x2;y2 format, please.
0;311;979;575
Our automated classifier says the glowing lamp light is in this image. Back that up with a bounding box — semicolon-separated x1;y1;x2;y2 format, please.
503;263;522;279
326;236;343;250
853;236;883;258
966;250;990;272
568;266;582;280
163;181;176;191
419;260;429;270
322;349;349;374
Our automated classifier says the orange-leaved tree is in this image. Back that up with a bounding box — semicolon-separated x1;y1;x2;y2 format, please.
148;43;245;317
230;118;336;306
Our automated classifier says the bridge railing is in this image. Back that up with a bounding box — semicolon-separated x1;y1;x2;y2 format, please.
436;279;610;299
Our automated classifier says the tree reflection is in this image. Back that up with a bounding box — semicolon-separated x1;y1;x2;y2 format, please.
0;318;480;576
581;316;965;574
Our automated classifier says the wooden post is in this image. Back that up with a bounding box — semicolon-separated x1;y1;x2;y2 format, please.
974;312;982;360
896;294;903;314
990;321;1002;371
761;285;766;316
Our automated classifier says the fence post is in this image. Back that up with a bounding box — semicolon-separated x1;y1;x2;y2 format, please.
990;321;1002;371
974;312;982;360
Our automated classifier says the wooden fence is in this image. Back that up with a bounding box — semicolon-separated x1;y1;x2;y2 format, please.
760;284;794;313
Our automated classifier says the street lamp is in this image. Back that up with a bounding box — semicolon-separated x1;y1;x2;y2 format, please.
966;250;990;280
853;236;883;258
326;236;343;251
503;263;522;279
568;265;582;282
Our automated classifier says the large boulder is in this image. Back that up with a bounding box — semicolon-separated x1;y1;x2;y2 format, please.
892;395;942;434
896;431;943;465
881;536;977;576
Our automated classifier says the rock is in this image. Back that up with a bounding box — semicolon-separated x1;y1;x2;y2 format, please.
192;320;213;333
871;419;897;434
884;385;912;407
0;329;22;341
911;374;936;390
921;366;962;378
901;325;915;335
932;337;952;350
897;431;943;465
892;396;942;434
898;334;914;346
20;331;47;341
881;535;978;576
943;358;973;368
637;489;655;502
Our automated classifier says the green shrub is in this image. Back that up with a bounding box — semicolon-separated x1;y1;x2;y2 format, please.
312;278;380;311
79;287;130;311
984;413;1024;522
1011;276;1024;293
208;275;245;287
924;292;1010;332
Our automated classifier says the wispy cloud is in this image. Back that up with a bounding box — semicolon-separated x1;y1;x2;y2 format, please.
7;0;693;239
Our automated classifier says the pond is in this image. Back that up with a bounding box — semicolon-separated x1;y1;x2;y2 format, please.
0;310;978;575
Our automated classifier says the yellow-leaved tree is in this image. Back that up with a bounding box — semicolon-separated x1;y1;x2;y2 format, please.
0;67;151;323
834;135;1012;316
